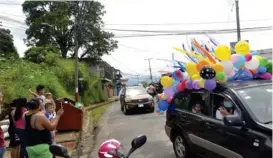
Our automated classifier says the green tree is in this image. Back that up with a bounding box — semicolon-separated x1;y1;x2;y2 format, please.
0;24;19;59
141;81;149;88
22;1;118;59
24;45;59;64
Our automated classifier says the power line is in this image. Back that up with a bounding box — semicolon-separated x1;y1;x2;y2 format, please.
105;18;271;26
108;56;138;74
113;27;272;38
0;2;21;5
106;26;271;33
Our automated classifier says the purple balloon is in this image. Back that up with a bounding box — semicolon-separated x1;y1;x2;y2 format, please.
186;80;193;89
163;87;175;98
204;79;216;91
192;80;200;90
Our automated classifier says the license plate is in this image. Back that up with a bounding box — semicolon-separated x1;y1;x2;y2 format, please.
138;104;144;107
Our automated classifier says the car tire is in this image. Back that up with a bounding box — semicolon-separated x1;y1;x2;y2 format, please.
149;107;155;113
172;132;192;158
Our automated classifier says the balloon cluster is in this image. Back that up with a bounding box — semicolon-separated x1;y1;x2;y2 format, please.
156;40;272;113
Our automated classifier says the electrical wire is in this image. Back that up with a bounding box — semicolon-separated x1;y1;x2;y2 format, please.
105;18;271;26
113;27;272;38
106;26;272;33
108;56;138;74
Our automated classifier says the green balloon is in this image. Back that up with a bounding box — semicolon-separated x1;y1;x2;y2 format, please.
266;61;272;74
216;72;225;81
259;58;268;67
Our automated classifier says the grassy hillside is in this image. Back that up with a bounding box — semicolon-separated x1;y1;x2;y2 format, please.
0;57;106;105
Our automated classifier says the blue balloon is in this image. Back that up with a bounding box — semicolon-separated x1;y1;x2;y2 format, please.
158;100;169;111
251;51;260;56
233;54;246;69
258;66;267;73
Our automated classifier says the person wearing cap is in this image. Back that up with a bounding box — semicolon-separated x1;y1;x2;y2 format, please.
216;98;238;120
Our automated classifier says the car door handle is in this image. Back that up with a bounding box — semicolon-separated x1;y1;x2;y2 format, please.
205;122;215;127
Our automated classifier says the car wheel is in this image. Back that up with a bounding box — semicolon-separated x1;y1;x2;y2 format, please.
149;107;155;113
172;132;191;158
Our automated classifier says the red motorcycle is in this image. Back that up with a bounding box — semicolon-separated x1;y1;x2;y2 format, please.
50;135;147;158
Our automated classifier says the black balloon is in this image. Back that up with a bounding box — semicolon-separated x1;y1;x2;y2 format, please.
200;66;216;79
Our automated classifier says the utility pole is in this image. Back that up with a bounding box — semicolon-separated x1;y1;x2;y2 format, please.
74;2;84;102
145;58;153;82
136;75;140;84
235;0;241;41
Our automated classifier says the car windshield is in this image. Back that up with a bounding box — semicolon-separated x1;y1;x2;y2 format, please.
126;87;147;97
236;84;272;124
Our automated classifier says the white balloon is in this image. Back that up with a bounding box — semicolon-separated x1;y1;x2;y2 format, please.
221;60;234;74
245;57;259;70
183;72;190;80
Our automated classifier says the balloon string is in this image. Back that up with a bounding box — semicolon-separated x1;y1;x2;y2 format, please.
173;47;208;62
182;44;198;63
192;38;217;64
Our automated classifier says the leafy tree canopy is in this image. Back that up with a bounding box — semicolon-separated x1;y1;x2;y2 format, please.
0;24;19;59
22;1;118;59
24;45;59;64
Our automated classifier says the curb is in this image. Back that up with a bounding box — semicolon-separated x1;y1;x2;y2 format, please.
84;98;118;111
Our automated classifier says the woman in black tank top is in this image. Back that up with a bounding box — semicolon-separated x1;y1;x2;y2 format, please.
24;98;63;158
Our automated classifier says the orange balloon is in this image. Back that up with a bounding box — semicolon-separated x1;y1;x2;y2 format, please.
212;63;224;72
197;60;210;71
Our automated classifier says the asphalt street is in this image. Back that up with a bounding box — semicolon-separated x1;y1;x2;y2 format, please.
90;101;176;158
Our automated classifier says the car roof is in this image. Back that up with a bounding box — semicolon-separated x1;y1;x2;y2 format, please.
224;80;272;90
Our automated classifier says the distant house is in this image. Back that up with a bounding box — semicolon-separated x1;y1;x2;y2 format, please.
82;58;122;97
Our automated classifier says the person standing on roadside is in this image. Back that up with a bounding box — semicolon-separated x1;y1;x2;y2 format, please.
8;99;20;158
0;126;5;158
25;98;64;158
29;85;46;112
13;97;28;158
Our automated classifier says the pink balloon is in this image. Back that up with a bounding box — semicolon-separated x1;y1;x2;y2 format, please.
259;72;272;80
245;54;252;62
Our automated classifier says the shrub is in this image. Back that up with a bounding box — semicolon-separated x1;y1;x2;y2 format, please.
0;58;106;105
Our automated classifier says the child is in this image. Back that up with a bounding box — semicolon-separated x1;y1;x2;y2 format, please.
45;92;56;111
192;103;202;114
45;101;56;144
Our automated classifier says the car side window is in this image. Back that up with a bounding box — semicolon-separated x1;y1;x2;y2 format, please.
189;91;210;116
174;92;191;111
212;94;239;120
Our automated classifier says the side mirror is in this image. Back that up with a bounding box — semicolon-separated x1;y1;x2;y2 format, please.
125;135;147;158
223;115;244;126
49;144;69;158
131;135;147;149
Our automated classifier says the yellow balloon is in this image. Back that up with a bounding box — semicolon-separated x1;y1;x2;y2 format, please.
214;45;231;61
198;79;205;88
235;40;250;55
191;74;201;80
212;63;224;72
185;62;198;76
160;76;173;88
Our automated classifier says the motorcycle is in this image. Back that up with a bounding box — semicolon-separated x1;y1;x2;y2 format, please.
50;135;147;158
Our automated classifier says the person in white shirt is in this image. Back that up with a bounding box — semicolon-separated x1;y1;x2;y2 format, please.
119;85;126;106
216;98;238;120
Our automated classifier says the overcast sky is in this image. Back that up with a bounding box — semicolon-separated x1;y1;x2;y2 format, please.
0;0;272;77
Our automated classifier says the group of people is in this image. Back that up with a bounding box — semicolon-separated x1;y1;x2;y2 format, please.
191;97;237;120
0;84;64;158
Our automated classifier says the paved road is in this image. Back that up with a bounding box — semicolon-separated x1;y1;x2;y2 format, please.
90;101;176;158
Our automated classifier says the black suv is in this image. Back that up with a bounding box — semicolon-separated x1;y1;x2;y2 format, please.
165;80;272;158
